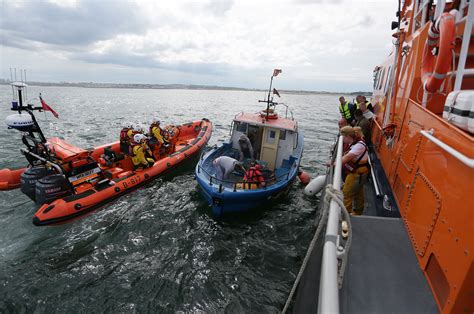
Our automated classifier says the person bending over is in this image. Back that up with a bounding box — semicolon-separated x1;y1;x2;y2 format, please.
213;156;243;181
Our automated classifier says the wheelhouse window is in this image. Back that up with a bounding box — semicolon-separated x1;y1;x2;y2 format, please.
236;122;247;133
267;130;276;144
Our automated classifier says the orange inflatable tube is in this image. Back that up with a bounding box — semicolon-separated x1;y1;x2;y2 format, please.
0;168;26;190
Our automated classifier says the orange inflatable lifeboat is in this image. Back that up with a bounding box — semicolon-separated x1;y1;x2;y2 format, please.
1;119;212;226
2;84;213;226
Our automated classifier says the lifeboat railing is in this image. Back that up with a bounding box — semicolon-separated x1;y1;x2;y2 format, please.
453;0;473;91
413;0;431;35
317;135;344;313
420;129;474;168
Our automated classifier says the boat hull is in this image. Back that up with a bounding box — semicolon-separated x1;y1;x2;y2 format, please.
197;172;297;216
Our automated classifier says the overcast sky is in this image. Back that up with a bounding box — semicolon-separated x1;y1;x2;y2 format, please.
0;0;397;92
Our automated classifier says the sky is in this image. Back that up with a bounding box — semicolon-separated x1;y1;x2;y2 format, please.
0;0;398;92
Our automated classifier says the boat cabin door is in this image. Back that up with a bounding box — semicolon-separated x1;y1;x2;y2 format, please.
260;127;280;171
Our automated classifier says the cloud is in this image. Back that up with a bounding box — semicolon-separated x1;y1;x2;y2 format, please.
0;0;398;92
0;0;148;46
72;50;231;76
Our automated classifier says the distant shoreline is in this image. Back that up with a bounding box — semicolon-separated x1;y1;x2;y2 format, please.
0;80;371;96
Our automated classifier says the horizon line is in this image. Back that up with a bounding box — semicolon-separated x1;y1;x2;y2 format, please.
0;78;372;96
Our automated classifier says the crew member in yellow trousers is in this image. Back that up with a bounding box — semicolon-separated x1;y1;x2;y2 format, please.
340;126;369;215
132;134;155;170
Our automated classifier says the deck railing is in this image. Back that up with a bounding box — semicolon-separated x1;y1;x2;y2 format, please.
317;135;344;313
453;0;473;91
196;162;293;192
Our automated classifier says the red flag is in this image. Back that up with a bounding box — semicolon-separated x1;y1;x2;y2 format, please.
39;95;59;119
273;69;282;77
273;88;280;97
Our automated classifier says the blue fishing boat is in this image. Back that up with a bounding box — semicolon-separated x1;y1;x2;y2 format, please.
195;70;304;216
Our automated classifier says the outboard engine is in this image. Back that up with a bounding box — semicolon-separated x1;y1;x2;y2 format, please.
20;166;55;201
35;174;72;205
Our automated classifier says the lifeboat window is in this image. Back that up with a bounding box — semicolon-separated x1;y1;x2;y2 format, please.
267;130;276;144
373;70;379;89
377;68;386;90
279;130;286;140
383;66;392;95
373;69;381;89
236;122;247;133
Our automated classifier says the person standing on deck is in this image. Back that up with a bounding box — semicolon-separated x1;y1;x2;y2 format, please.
338;96;355;125
238;134;255;162
354;109;371;145
355;95;374;112
340;126;369;215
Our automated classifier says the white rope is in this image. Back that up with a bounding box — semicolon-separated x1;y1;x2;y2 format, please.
321;184;353;288
337;192;353;289
282;183;352;313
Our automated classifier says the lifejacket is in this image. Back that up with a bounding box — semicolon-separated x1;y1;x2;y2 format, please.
151;124;173;147
149;123;163;143
120;127;138;155
164;125;179;143
243;166;265;188
142;142;154;159
365;101;374;113
339;101;352;120
120;127;132;143
344;140;369;173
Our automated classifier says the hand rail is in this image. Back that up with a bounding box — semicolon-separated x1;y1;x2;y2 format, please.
318;135;343;314
434;0;446;21
454;1;473;91
368;153;382;197
420;129;474;168
197;162;293;189
234;112;243;119
20;148;64;174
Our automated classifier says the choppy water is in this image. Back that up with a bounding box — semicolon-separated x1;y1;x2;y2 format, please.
0;85;341;312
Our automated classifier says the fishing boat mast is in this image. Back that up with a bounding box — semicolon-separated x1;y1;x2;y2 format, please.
258;68;282;120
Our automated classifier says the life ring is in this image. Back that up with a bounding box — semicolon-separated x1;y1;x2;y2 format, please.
421;13;455;93
260;109;278;119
